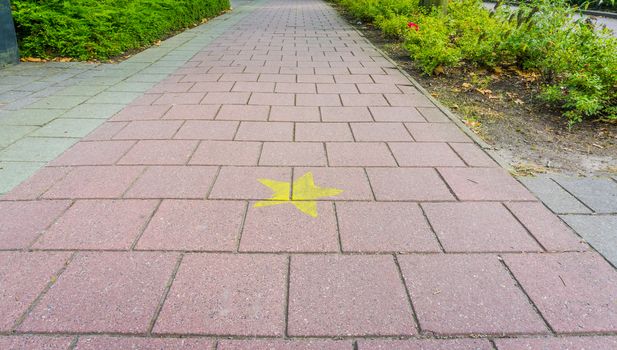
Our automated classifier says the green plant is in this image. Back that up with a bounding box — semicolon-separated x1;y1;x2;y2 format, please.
11;0;230;60
333;0;617;125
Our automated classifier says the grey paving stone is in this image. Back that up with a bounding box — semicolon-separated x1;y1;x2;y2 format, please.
0;161;45;194
518;176;591;214
87;92;142;104
56;85;108;96
59;104;125;119
27;95;88;109
106;82;155;92
561;215;617;267
0;126;37;148
553;176;617;214
125;74;170;83
30;119;103;138
0;137;78;162
0;109;66;126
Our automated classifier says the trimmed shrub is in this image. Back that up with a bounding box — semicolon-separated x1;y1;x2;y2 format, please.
11;0;230;60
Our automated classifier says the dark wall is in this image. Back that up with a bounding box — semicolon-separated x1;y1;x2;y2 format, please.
0;0;19;66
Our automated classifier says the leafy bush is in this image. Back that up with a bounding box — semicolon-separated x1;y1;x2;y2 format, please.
11;0;230;60
334;0;617;125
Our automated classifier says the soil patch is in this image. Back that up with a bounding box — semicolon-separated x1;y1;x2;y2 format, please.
343;15;617;176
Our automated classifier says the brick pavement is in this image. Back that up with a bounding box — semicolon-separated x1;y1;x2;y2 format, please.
1;0;617;348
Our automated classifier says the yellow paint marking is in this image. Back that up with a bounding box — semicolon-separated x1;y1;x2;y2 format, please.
254;172;343;217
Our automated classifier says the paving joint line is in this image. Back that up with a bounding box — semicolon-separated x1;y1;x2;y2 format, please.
498;257;555;335
11;251;78;330
147;253;184;335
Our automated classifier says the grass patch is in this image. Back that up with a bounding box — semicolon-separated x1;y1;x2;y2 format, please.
11;0;230;61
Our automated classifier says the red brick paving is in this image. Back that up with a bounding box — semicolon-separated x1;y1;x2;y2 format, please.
288;255;416;336
74;336;214;349
2;0;616;346
398;254;548;335
153;254;286;335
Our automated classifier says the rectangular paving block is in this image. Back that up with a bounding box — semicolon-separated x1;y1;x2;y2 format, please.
389;142;465;167
82;122;127;141
366;168;454;201
321;106;373;122
295;123;353;141
218;340;351;350
190;140;261;166
337;202;440;252
19;252;178;333
1;166;70;200
0;161;44;195
118;140;197;165
439;168;536;201
163;104;220;120
288;255;416;336
0;137;78;162
124;166;217;199
174;120;238;140
43;166;144;199
260;142;327;166
61;103;126;120
405;123;472;142
248;92;295;106
552;176;617;213
422;202;542;252
50;140;135;166
504;252;617;333
357;339;493;350
153;254;286;336
209;166;292;200
74;336;213;350
293;167;373;201
201;92;250;105
0;109;65;126
0;335;73;350
241;201;339;252
136;200;245;251
0;125;37;148
111;105;171;121
561;215;617;266
270;106;321;121
369;106;425;122
296;93;341;107
113;120;183;140
398;254;548;335
216;105;270;121
0;252;71;331
235;121;294;141
518;175;590;214
494;336;617;350
33;199;158;250
326;142;396;166
505;202;588;252
449;142;498;167
350;123;413;141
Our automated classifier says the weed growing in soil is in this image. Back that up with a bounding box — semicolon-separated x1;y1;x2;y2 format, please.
334;0;617;125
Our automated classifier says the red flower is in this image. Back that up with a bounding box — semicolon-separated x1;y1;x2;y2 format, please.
407;22;419;31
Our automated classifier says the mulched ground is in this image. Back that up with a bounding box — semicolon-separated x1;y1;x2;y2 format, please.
351;20;617;176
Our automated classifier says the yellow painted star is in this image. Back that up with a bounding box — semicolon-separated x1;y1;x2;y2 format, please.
254;172;343;217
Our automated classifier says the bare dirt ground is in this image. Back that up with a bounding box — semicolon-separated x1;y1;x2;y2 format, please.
352;22;617;177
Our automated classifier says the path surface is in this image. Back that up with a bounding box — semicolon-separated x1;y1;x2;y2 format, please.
1;0;617;348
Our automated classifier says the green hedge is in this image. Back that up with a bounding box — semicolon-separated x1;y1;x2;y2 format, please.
11;0;230;60
335;0;617;125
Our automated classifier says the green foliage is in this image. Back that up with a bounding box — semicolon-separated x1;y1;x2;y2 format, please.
334;0;617;125
11;0;230;60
